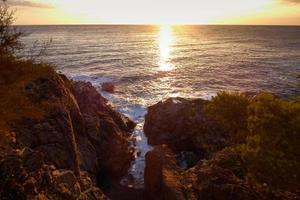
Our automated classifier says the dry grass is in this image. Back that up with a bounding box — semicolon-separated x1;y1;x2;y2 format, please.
0;58;55;142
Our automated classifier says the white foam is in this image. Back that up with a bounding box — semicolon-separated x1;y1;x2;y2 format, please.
71;74;115;85
71;75;153;188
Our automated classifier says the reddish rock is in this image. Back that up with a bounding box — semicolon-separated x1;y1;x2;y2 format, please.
0;148;109;200
144;146;296;200
16;74;135;181
144;97;225;157
144;145;185;200
181;148;263;200
101;82;115;93
72;81;135;178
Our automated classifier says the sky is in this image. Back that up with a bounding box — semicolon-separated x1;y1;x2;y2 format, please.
5;0;300;25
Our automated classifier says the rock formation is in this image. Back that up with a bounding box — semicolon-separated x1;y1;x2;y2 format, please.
144;145;185;200
0;147;109;200
0;68;136;199
144;97;299;200
101;82;115;93
144;97;226;157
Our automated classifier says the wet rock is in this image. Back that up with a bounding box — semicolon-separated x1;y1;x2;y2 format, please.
101;82;115;93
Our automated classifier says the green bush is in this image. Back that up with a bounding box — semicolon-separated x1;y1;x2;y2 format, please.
205;92;250;143
206;92;300;191
0;2;53;138
0;2;24;59
240;93;300;191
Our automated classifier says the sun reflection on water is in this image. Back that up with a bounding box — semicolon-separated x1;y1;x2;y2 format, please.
158;25;174;71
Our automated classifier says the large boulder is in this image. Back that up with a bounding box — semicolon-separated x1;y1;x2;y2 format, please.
144;145;185;200
101;82;115;93
144;97;225;157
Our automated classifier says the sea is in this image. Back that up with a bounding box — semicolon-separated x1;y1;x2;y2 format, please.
19;25;300;188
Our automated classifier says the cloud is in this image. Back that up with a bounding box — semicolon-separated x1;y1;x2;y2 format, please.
278;0;300;4
6;0;54;8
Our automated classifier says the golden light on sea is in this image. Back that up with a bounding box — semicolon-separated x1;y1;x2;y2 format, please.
158;25;174;71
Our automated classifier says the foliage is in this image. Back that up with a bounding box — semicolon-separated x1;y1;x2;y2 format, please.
0;1;55;147
205;92;250;143
0;57;54;145
0;2;24;59
206;92;300;191
240;93;300;191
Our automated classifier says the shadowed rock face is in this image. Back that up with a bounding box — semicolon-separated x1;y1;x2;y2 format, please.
144;145;260;200
1;71;136;199
143;98;299;200
144;97;226;157
181;148;261;200
0;148;109;200
72;81;135;179
144;145;185;200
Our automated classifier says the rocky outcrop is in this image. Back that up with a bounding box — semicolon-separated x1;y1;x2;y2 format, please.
0;147;109;200
0;68;137;199
101;82;115;93
144;146;291;200
144;98;299;200
144;97;226;157
144;145;185;200
181;148;262;200
15;73;135;181
72;81;135;179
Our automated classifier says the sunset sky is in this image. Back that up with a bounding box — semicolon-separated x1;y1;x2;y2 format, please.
6;0;300;25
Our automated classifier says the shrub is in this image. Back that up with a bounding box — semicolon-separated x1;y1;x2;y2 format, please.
240;93;300;191
0;2;24;59
205;92;250;143
206;92;300;191
0;2;53;139
0;58;54;144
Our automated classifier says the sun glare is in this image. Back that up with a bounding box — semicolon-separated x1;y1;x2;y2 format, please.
158;25;174;71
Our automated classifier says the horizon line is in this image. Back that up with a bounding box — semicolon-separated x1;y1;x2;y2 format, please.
14;23;300;26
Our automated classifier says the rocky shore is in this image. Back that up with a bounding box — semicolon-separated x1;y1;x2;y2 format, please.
143;97;299;200
0;65;136;200
0;64;299;200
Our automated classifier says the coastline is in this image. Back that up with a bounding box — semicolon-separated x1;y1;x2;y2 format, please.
1;60;299;199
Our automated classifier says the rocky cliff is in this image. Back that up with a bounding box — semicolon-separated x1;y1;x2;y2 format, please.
0;64;136;200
